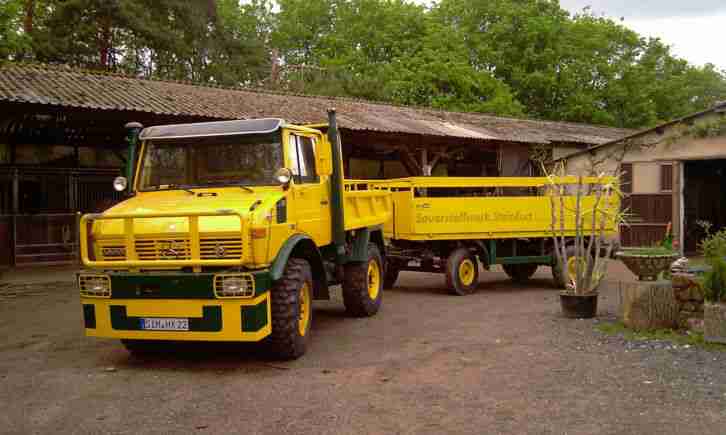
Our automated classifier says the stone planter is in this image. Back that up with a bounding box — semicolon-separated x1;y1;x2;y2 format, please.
616;251;679;281
704;302;726;344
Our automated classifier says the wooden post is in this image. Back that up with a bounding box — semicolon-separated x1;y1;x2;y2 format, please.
11;168;18;214
421;149;430;176
621;280;679;330
11;168;18;267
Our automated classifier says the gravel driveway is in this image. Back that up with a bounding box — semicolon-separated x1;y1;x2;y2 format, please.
1;262;724;434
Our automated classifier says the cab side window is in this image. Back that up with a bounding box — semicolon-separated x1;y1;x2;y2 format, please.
287;135;318;184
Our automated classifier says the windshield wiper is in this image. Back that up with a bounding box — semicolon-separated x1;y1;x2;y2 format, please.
155;184;196;195
236;184;254;193
196;181;254;193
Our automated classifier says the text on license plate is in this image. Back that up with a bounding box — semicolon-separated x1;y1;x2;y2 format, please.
140;318;189;331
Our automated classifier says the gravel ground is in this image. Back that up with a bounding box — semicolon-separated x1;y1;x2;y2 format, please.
1;261;725;435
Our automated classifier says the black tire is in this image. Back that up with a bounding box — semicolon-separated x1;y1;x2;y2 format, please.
268;258;313;360
383;263;400;289
343;243;384;317
445;248;479;296
502;264;538;283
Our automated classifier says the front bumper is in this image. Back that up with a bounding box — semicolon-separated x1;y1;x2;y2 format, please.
79;270;272;342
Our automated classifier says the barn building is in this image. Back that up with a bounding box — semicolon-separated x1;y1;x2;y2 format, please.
0;63;631;268
561;102;726;254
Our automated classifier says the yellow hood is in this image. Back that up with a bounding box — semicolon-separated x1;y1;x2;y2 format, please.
94;188;284;238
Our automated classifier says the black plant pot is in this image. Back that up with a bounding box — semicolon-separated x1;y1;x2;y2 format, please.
560;292;598;319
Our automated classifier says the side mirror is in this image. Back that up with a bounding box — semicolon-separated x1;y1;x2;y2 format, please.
113;176;128;192
275;168;293;189
317;137;333;176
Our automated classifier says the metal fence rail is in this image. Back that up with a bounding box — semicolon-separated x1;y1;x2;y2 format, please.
10;213;81;266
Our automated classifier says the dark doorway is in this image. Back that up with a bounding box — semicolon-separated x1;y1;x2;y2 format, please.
683;159;726;253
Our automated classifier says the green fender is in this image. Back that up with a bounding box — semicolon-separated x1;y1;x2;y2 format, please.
345;226;384;263
270;234;319;281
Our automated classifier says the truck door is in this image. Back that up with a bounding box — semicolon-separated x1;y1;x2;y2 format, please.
285;132;332;246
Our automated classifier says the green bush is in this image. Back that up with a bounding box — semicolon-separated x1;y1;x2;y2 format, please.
699;229;726;303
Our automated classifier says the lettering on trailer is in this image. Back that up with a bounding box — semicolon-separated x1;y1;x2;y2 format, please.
415;211;535;225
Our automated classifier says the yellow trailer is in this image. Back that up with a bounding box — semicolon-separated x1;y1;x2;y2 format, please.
369;176;619;295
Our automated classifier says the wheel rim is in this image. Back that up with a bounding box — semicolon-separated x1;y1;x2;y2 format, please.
367;259;381;300
298;282;311;336
458;258;476;286
566;256;603;288
566;256;587;279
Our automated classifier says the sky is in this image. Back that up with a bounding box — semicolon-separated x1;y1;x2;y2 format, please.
558;0;726;70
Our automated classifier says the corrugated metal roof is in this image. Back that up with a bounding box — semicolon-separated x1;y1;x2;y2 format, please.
0;63;633;145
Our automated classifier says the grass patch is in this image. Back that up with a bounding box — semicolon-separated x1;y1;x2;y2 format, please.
595;321;726;351
617;247;679;256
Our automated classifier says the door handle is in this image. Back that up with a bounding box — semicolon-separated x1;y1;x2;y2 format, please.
320;200;329;205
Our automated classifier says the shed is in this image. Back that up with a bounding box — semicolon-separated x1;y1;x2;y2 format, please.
560;102;726;253
0;63;631;267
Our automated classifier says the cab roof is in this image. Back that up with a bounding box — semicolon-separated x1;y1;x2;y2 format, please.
139;118;284;140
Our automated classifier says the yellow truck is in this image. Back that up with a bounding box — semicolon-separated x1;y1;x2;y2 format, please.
78;110;391;359
371;177;619;295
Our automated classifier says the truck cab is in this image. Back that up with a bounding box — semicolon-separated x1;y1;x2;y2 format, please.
78;113;391;359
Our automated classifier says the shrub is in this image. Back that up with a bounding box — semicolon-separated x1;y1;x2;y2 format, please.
699;229;726;303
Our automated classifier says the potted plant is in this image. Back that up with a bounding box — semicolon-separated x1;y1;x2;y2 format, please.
616;223;679;281
545;169;623;319
700;229;726;343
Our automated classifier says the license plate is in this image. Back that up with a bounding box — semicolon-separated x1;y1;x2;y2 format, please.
140;318;189;331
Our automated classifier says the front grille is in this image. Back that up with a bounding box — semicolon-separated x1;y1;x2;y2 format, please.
94;235;244;262
200;237;243;260
78;274;111;298
135;238;192;261
97;240;126;261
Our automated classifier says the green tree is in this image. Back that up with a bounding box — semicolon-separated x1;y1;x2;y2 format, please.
0;0;27;60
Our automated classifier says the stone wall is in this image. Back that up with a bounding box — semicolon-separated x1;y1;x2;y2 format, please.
671;273;705;329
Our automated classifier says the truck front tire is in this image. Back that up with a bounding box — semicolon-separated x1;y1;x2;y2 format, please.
343;243;384;317
268;258;313;360
445;248;479;295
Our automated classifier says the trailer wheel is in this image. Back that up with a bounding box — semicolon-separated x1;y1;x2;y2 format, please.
445;248;479;295
502;264;538;283
343;243;383;317
552;246;598;290
268;258;313;360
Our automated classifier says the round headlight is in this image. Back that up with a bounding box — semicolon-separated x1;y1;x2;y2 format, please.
275;168;293;185
113;176;128;192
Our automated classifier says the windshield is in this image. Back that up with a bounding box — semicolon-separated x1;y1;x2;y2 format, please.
138;132;283;190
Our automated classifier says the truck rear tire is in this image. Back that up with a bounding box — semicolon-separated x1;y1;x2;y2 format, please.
502;264;538;283
445;248;479;296
343;243;384;317
268;258;313;360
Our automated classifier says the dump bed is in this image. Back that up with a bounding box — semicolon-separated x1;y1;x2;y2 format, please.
342;180;392;231
371;177;619;241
